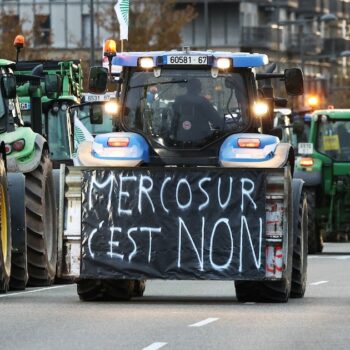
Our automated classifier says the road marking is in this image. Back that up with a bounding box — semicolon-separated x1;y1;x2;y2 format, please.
189;317;219;327
310;280;329;286
142;342;167;350
0;285;71;298
308;256;350;260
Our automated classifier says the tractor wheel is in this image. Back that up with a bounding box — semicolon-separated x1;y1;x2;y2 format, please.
77;279;135;301
304;188;323;254
77;279;103;301
290;193;308;298
9;174;28;290
133;280;146;297
235;280;290;303
0;162;11;293
10;252;28;290
26;150;57;286
102;280;135;300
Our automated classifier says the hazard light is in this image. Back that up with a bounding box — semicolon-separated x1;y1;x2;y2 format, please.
14;35;25;48
107;137;130;147
300;157;314;167
139;57;155;69
104;39;117;57
238;138;261;148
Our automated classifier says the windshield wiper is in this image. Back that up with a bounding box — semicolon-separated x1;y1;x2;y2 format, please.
129;79;188;89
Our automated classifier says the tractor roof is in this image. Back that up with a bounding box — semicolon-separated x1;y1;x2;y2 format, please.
313;109;350;119
112;50;268;68
0;59;15;68
15;60;81;71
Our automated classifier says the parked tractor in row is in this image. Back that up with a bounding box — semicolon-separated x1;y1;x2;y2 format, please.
0;59;60;289
0;40;83;291
295;109;350;253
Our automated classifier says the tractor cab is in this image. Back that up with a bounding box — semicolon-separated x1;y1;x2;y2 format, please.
15;60;83;164
0;62;20;135
82;50;303;166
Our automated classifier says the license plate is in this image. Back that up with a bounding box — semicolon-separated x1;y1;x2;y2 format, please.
20;102;31;110
166;55;208;65
298;142;313;155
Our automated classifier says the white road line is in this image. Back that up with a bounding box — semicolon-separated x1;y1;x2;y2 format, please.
142;342;167;350
189;317;219;328
310;280;329;286
308;256;350;260
0;285;71;298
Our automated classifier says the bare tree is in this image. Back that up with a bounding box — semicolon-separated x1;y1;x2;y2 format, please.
0;9;54;62
97;0;196;51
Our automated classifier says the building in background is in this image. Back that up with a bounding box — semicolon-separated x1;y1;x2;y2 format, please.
1;0;349;106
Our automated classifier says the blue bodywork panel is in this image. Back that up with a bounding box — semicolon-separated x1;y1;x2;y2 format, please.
112;51;269;68
92;132;149;162
219;133;279;162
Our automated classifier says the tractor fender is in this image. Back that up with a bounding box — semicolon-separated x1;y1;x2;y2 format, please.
221;142;294;170
7;172;26;256
293;169;321;186
7;134;48;174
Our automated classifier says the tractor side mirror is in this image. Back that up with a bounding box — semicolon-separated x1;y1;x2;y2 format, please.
1;75;17;99
284;68;304;96
45;74;61;99
89;67;108;94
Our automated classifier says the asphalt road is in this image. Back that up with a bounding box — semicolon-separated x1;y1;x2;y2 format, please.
0;243;349;350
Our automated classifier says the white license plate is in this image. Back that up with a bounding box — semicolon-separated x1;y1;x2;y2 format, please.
298;142;314;155
20;102;31;110
166;55;208;65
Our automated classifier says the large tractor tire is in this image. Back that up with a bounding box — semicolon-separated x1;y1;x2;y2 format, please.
235;280;291;303
304;188;323;254
77;279;140;301
26;150;57;286
290;193;308;298
0;162;11;293
8;173;28;290
235;176;297;303
133;280;146;297
10;252;27;290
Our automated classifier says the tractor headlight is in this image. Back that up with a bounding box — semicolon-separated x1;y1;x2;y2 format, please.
216;58;232;70
139;57;155;69
253;101;269;117
104;101;119;114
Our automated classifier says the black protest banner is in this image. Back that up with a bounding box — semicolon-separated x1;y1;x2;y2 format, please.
81;168;266;280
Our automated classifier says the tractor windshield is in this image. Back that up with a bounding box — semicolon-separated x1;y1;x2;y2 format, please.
317;118;350;161
72;103;116;135
47;108;72;160
123;69;250;148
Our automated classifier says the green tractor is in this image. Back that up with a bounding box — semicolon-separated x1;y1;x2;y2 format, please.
0;59;60;288
294;109;350;253
15;60;83;166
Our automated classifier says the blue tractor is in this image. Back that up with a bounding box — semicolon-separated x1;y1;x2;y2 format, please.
58;49;306;303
